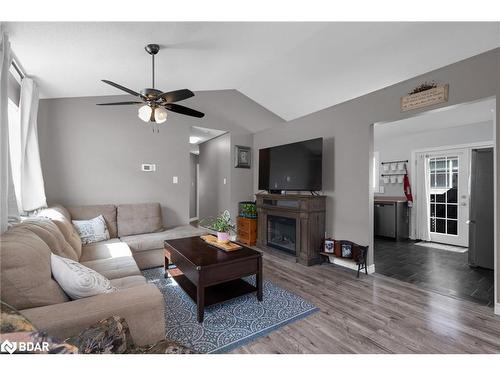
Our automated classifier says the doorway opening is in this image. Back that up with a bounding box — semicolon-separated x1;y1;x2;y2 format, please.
372;97;496;307
188;125;226;225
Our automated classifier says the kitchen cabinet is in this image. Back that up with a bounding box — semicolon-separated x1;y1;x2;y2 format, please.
374;197;409;241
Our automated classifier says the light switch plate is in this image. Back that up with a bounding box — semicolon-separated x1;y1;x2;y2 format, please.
173;176;178;184
223;178;227;185
141;164;156;172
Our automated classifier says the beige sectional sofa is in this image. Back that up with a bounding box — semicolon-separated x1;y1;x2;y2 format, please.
0;202;204;346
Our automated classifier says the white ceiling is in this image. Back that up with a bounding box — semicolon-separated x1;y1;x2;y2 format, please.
374;98;496;138
5;22;500;121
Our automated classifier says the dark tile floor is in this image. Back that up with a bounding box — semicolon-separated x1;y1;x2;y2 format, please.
374;238;495;307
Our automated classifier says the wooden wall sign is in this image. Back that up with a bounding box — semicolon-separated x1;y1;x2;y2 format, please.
400;84;449;112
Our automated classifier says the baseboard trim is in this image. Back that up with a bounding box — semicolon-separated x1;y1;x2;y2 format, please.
323;254;375;274
189;217;198;222
495;303;500;316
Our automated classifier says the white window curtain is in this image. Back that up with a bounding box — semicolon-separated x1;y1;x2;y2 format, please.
18;77;47;212
0;32;19;233
415;152;431;241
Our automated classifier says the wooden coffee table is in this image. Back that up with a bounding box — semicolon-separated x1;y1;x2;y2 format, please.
164;236;263;322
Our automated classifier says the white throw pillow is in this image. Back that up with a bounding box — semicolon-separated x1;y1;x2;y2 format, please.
50;254;117;299
72;214;110;245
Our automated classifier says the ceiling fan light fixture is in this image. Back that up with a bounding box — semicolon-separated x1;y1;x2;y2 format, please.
99;43;204;129
154;106;168;124
138;104;152;122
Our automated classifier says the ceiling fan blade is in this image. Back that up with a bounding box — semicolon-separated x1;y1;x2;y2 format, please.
165;103;205;118
159;89;194;103
101;80;143;98
97;101;142;106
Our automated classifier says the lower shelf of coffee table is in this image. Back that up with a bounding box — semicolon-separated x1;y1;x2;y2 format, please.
167;268;258;306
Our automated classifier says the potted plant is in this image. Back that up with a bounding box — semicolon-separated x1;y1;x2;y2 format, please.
200;210;235;244
239;201;257;218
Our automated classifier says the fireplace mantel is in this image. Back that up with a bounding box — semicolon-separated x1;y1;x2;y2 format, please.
256;193;326;266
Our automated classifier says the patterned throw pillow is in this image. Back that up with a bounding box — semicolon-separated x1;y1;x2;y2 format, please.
50;254;117;300
72;215;110;245
1;301;78;354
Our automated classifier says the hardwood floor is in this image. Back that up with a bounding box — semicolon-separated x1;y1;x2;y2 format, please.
375;238;494;306
232;250;500;354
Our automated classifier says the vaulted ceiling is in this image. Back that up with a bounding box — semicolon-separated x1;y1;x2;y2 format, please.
5;22;500;122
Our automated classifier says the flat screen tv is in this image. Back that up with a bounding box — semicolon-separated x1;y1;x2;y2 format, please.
258;138;323;192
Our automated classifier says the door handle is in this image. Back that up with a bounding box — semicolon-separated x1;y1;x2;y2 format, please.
460;202;467;206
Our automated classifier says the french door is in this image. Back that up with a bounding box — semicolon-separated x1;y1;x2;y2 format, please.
428;149;469;247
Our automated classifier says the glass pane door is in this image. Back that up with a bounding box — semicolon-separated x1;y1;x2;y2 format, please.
429;156;458;236
428;149;469;247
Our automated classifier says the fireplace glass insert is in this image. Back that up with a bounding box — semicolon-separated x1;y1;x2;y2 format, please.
267;215;296;254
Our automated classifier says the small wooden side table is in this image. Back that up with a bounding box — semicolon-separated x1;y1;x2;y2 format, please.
237;216;257;246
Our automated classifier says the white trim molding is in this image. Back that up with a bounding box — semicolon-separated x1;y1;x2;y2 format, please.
495;303;500;316
323;254;376;274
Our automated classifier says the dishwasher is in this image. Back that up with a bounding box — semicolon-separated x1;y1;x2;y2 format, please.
374;200;409;240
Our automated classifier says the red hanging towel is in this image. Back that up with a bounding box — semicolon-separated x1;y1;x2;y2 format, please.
403;165;413;207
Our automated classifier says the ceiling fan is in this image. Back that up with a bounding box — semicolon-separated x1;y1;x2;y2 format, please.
97;43;205;127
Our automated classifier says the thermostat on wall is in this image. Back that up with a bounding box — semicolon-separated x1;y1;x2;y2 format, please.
141;164;156;172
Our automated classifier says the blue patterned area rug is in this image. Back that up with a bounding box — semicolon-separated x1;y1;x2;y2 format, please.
142;267;319;353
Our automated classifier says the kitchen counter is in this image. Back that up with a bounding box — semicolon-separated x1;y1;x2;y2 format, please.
374;196;408;204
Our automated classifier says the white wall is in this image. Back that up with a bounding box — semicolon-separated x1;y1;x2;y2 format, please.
375;121;494;196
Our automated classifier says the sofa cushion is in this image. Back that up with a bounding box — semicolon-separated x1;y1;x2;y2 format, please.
0;227;69;310
132;249;164;270
81;256;142;280
51;254;118;300
110;275;147;289
117;203;163;237
68;204;118;239
79;239;132;262
120;225;205;252
38;205;82;259
72;214;111;245
15;218;79;261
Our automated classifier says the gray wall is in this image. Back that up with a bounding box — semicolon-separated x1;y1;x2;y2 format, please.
253;48;500;274
198;132;255;224
497;52;500;312
189;153;198;219
37;89;280;228
230;133;255;220
198;133;231;220
38;95;192;227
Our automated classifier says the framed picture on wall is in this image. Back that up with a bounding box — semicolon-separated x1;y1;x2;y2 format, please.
235;145;251;168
